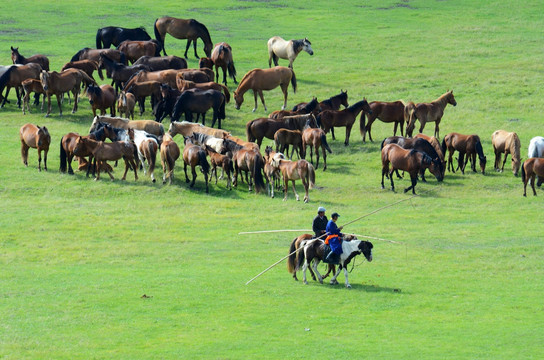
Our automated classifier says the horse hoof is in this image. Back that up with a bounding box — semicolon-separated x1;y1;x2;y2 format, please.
152;179;156;183
252;108;256;113
304;198;308;203
303;281;308;285
346;284;352;289
319;279;323;284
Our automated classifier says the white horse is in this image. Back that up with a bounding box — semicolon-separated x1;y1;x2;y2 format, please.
528;136;544;158
133;129;159;182
267;36;313;69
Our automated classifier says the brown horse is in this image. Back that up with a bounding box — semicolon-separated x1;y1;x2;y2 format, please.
86;84;116;117
293;90;349;114
40;69;96;117
414;133;445;169
269;157;316;202
61;59;103;80
223;138;266;193
70;47;127;66
360;100;406;142
176;69;214;83
124;80;161;115
0;63;42;108
246;113;315;148
73;136;138;181
521;158;544;196
269;97;320;120
168;121;229;139
287;233;336;282
21;79;45;115
211;42;237;85
19;123;50;171
154;16;213;58
176;78;230;103
199;57;214;69
492;130;521;176
381;143;440;194
11;46;49;71
160;133;180;185
98;53;151;92
405;90;457;138
117;91;136;120
274;129;303;159
90;116;164;137
116;40;161;63
302;127;332;171
263;146;285;198
234;66;296;112
442;132;487;174
182;137;210;192
123;69;180;92
205;145;234;190
133;55;187;71
317;99;372;146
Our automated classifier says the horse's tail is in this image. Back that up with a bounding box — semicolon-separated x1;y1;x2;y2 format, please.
119;52;127;66
290;69;297;94
153;19;165;55
287;237;299;273
59;136;67;173
359;108;367;137
218;84;230;103
296;240;307;272
219;94;226;120
316;113;322;128
147;141;157;175
521;160;526;183
253;154;266;193
380;138;386;150
245;119;256;142
308;162;316;189
441;137;447;156
0;66;14;94
95;29;103;49
198;150;210;176
79;70;98;88
321;134;332;153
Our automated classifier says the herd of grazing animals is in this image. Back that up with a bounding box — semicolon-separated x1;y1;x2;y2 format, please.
2;16;544;198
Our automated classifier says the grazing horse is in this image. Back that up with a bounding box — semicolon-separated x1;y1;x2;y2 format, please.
117;40;161;63
19;123;50;171
96;26;151;49
298;237;373;288
246;113;316;148
270;97;319;120
117;91;136;120
302;126;332;171
521;158;544;196
269;157;316;202
90;116;165;137
11;46;49;71
73;136;138;181
274;129;303;159
405;90;457;138
171;89;226;128
361;100;406;142
381;144;440;194
40;69;96;117
287;234;335;282
223;139;266;193
133;129;159;182
21;79;45;115
267;36;313;69
177;78;230;103
199;57;214;69
211;42;237;85
205;145;234;190
414;133;445;168
168;120;229;139
442;132;487;174
61;59;103;80
160;133;180;185
70;47;127;66
133;55;187;71
98;54;151;92
492;130;521;176
0;63;42;108
182;137;210;192
86;84;116;117
154;16;213;58
125;80;161;116
234;66;296;112
263;146;285;198
317;99;372;146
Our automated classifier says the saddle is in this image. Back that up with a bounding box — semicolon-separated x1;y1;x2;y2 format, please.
322;243;340;265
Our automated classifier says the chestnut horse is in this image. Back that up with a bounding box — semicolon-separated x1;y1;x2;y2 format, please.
177;78;230;103
210;42;237;85
234;66;296;112
317;99;372;146
86;84;116;117
117;40;161;63
160;133;180;185
269;157;316;202
21;79;45;115
19;123;50;171
117;91;136;120
442;132;487;174
302;126;332;171
223;138;266;193
0;63;42;108
154;17;213;58
205;145;234;190
267;36;313;69
11;46;49;71
274;129;303;160
287;233;335;282
182;137;210;192
521;158;544;196
492;130;521;176
361;100;406;142
381;143;440;194
40;69;96;117
61;59;103;80
246;113;316;148
405;90;457;138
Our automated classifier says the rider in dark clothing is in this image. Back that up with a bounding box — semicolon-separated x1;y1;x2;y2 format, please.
312;206;328;239
324;212;343;264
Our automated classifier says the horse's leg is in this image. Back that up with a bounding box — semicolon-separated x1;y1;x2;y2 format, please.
258;90;268;112
43;148;48;171
184;162;190;183
15;87;21;108
71;90;78;114
222;65;227;85
343;267;352;288
302;176;309;203
418;120;425;135
56;94;63;116
345;125;352;146
45;94;52;117
330;127;336;140
292;180;300;201
400;120;405;136
191;166;197;188
321;145;327;171
404;173;417;194
434;121;440;139
530;173;537;196
471;153;477;172
302;260;310;285
448;150;455;173
193;39;199;59
281;85;288;111
184;40;191;59
311;259;323;284
500;152;509;172
330;266;342;285
252;91;258;112
283;177;289;201
389;168;395;191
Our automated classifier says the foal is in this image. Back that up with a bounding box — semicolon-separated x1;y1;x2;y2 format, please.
205;145;233;190
160;133;180;185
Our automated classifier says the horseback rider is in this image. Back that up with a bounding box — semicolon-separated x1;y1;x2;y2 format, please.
324;212;344;264
312;206;328;239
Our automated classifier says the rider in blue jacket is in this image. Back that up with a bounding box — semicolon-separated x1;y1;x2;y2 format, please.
324;212;343;263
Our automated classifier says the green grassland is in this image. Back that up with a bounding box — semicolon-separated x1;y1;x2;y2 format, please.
1;1;543;359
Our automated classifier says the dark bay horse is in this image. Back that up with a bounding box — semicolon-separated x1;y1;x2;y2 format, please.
521;158;544;196
11;46;49;71
154;17;213;58
405;90;457;138
492;130;521;176
171;89;226;128
133;55;187;71
117;40;161;63
125;80;161;116
302;127;332;171
267;36;313;69
20;123;50;171
177;78;230;103
154;84;181;122
96;26;151;49
442;132;487;174
98;54;151;92
317;99;372;146
246;113;316;148
211;42;237;85
361;100;406;142
86;84;116;117
0;63;42;108
71;48;127;66
294;91;349;115
234;66;296;112
182;137;210;192
270;97;319;120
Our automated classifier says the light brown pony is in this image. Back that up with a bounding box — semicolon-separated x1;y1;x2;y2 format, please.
73;136;138;181
360;100;406;142
405;90;457;138
19;123;50;171
274;129;303;160
40;69;96;117
414;133;445;169
154;17;213;58
0;63;42;108
287;233;335;282
86;84;116;117
211;42;237;85
318;99;372;146
61;59;103;80
160;133;180;185
269;157;316;202
168;120;229;139
117;40;160;63
89;116;165;137
492;130;521;176
124;80;161;115
137;137;159;183
11;46;49;71
117;91;136;120
182;137;210;192
302;127;332;171
521;158;544;196
442;132;487;174
123;69;182;92
176;78;230;103
205;145;233;190
234;66;296;112
21;79;45;115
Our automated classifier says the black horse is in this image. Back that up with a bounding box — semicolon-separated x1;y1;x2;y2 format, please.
154;84;181;123
381;136;445;181
171;89;226;128
99;54;150;92
96;26;151;49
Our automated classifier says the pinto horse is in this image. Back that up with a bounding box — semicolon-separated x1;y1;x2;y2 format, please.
154;17;213;58
234;66;296;112
492;130;521;176
40;69;96;117
89;116;164;137
405;90;457;138
246;113;316;148
223;139;266;193
317;98;372;146
171;89;226;128
302;126;332;171
211;42;237;85
381;144;440;194
20;123;50;171
96;26;151;49
86;84;116;117
360;100;406;142
0;63;42;108
11;46;49;71
298;237;373;288
521;158;544;196
267;36;313;69
160;133;180;185
287;234;335;282
263;146;285;198
117;40;161;63
269;157;316;202
442;132;487;174
182;137;210;192
133;129;159;183
133;55;187;71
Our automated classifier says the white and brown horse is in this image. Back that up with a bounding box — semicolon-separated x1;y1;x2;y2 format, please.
267;36;313;69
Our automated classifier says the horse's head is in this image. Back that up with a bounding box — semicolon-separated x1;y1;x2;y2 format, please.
204;42;213;58
86;84;100;104
73;136;86;155
447;90;457;106
233;91;243;110
10;46;19;63
512;157;521;177
306;114;318;129
39;70;49;91
357;241;373;262
339;90;349;108
302;38;313;55
404;102;417;137
428;156;444;182
479;155;487;175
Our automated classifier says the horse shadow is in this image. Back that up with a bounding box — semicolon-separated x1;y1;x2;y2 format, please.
324;282;406;293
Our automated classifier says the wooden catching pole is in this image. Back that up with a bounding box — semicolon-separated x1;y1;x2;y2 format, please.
239;229;312;235
346;233;403;245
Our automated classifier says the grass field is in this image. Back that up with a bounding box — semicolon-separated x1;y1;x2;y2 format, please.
1;1;543;359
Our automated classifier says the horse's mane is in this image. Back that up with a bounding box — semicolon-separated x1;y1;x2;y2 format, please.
347;99;368;112
192;19;212;42
475;139;486;160
71;48;90;62
87;84;102;97
237;68;257;87
510;132;521;160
